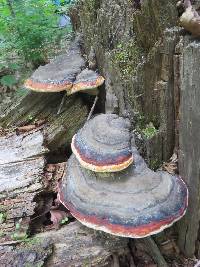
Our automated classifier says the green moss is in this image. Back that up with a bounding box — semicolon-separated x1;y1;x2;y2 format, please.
0;205;6;211
135;113;146;129
112;40;141;79
24;237;43;247
150;158;160;170
0;212;7;224
0;230;5;238
141;122;158;139
11;230;28;241
16;88;29;97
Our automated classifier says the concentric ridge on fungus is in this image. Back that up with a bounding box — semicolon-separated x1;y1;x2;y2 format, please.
58;149;188;238
71;114;133;172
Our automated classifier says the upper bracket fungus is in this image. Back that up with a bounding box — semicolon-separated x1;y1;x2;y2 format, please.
24;40;85;93
24;39;105;96
71;114;134;172
177;0;200;36
58;149;188;238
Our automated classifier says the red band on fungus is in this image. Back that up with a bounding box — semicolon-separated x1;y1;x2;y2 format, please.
24;79;72;92
58;187;188;238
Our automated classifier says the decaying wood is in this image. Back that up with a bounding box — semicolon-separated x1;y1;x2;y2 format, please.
0;90;88;150
0;129;47;240
0;221;131;267
178;37;200;257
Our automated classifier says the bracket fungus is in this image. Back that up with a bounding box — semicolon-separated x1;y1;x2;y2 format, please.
177;0;200;36
71;114;134;172
24;41;85;92
24;39;105;96
58;151;188;238
67;68;105;96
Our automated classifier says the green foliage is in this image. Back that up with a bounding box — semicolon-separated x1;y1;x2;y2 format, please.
0;0;72;67
8;62;20;70
0;62;20;71
60;217;69;225
0;74;17;87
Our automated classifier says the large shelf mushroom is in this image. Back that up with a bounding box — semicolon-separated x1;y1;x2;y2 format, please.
71;114;134;172
58;151;188;238
58;114;188;238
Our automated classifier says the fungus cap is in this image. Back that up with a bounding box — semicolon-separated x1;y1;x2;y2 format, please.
58;150;188;238
24;41;85;92
71;114;133;172
67;69;105;95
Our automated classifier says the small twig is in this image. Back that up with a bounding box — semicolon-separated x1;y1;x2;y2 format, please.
112;254;120;267
31;211;49;221
87;95;98;121
57;92;67;115
0;240;24;246
142;237;168;267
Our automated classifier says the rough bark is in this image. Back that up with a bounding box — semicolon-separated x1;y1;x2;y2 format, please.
178;36;200;257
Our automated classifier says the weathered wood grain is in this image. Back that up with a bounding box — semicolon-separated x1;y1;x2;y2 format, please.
178;37;200;257
0;129;47;239
0;130;47;165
